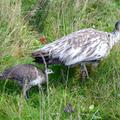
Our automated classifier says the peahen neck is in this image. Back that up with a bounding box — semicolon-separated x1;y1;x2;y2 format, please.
110;30;120;47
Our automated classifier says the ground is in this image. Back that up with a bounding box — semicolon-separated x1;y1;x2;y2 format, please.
0;0;120;119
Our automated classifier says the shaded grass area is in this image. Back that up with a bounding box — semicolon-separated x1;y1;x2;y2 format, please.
0;0;120;119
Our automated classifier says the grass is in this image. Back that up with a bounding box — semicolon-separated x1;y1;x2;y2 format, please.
0;0;120;119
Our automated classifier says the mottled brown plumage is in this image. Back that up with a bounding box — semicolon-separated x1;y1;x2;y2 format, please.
32;20;120;79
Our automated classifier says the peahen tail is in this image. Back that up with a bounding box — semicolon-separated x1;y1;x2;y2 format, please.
32;50;62;65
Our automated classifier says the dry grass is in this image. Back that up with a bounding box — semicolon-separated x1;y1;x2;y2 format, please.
0;0;120;120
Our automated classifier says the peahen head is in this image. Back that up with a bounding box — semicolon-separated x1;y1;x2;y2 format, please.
115;20;120;32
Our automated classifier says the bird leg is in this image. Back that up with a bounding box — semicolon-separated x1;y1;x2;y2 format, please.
80;63;89;80
91;61;100;69
22;84;31;100
38;83;42;89
90;60;100;72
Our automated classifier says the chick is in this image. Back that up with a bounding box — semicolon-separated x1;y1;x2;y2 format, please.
0;64;53;98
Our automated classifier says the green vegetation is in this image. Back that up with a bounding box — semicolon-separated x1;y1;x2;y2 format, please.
0;0;120;119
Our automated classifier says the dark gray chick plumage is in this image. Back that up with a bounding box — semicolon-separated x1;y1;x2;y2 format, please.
0;64;51;98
